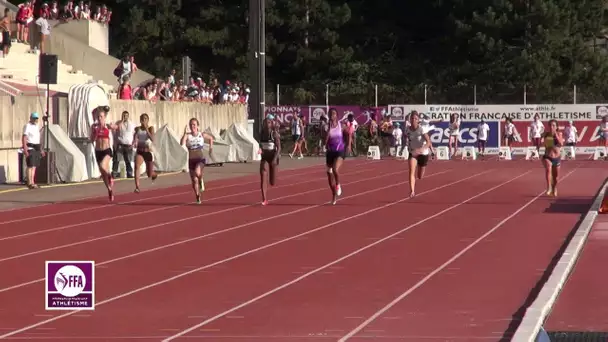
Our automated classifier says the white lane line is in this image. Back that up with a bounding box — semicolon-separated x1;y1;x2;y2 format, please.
0;168;487;339
338;167;581;341
160;169;527;341
0;168;451;293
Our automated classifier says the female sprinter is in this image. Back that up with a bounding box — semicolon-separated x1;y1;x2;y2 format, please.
541;119;564;197
181;118;214;204
259;113;281;205
529;114;544;154
132;113;158;193
325;108;351;205
448;113;460;158
503;118;518;148
600;115;608;150
90;106;118;201
406;112;435;198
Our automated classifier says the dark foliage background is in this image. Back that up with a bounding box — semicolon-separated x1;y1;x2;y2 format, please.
16;0;608;104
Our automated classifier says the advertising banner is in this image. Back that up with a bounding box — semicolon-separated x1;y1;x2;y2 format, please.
388;104;608;122
510;120;603;153
307;105;382;126
393;120;500;148
263;106;303;125
264;105;387;126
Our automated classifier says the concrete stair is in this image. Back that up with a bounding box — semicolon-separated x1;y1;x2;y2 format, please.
0;41;115;94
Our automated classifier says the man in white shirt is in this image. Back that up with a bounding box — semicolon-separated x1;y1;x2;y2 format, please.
476;119;490;157
22;112;45;189
111;111;135;178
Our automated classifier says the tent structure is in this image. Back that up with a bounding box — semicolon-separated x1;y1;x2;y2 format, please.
67;83;111;139
203;127;236;164
41;124;88;183
153;124;188;172
67;83;111;179
222;123;261;162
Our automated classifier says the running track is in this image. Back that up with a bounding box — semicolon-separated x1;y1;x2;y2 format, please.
0;158;605;341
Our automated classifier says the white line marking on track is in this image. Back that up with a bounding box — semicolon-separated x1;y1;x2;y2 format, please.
0;166;379;241
0;163;339;221
0;161;365;218
337;167;580;341
157;170;529;341
0;168;449;294
0;167;409;265
0;168;484;339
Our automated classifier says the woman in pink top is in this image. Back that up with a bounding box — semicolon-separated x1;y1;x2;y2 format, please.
325;108;352;205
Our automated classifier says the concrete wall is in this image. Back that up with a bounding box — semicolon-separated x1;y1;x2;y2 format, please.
49;19;110;55
0;96;247;183
0;0;154;90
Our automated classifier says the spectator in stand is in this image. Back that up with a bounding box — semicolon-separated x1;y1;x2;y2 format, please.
58;3;74;20
118;77;132;100
168;69;176;86
1;8;11;57
114;55;134;84
16;2;33;44
49;1;59;19
79;3;91;20
35;11;51;54
39;3;50;18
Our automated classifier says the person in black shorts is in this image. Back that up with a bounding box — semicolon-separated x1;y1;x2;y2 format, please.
406;111;435;198
259;114;281;205
132;113;158;193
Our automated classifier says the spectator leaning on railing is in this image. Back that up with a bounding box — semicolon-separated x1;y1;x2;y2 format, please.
10;0;111;52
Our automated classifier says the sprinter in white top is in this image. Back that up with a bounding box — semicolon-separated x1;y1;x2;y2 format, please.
476;119;490;157
529;114;545;153
503;117;518;148
406;111;435;198
600;115;608;149
132;113;158;193
181;118;214;204
447;113;460;158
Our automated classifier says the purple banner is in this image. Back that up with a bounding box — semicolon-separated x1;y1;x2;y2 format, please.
264;105;387;126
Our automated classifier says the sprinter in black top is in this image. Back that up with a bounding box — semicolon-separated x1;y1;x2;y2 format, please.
259;114;281;205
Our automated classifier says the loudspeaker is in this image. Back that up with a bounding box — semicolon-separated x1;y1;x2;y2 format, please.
39;54;58;84
35;152;58;184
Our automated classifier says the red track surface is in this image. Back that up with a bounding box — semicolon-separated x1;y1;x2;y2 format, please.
0;159;605;341
544;214;608;332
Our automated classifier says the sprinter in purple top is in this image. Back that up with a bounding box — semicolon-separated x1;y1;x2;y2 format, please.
324;108;352;205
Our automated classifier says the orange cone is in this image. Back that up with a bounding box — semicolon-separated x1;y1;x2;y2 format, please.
600;192;608;214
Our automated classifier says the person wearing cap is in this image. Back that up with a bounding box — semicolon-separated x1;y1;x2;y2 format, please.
22;112;45;189
258;113;281;205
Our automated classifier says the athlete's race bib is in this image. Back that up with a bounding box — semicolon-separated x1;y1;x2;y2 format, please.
261;142;275;150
